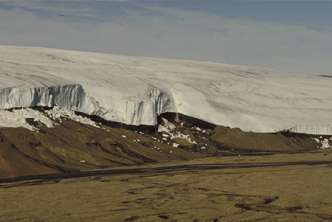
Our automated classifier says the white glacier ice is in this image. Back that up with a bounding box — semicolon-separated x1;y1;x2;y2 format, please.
0;45;331;134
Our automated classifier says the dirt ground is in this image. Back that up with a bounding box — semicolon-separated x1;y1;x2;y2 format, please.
1;152;332;222
0;112;325;178
0;111;331;221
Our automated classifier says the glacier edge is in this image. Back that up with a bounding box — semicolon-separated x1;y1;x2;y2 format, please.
0;84;176;127
0;45;331;135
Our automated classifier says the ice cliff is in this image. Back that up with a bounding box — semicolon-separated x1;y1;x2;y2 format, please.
0;45;331;134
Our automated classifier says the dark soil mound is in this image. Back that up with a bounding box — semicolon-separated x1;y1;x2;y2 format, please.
211;126;318;152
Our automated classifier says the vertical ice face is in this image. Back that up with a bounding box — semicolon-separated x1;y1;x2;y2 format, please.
123;86;175;125
0;83;175;127
0;84;87;111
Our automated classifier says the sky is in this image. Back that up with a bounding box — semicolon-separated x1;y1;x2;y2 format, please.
0;0;331;74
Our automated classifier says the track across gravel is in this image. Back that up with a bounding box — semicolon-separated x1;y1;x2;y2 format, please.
1;160;332;184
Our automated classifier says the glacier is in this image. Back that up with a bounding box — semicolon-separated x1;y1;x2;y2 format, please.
0;45;331;134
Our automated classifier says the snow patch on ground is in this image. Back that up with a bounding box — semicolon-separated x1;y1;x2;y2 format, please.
45;106;99;128
169;132;197;144
313;136;332;149
172;143;180;148
0;107;99;131
0;108;54;130
158;118;197;145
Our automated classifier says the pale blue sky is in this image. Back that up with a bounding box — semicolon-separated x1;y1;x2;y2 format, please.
0;0;331;74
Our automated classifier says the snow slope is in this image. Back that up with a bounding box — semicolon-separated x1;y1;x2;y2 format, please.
0;45;331;134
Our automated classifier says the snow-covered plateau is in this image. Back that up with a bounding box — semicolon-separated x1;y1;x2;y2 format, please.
0;45;331;134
